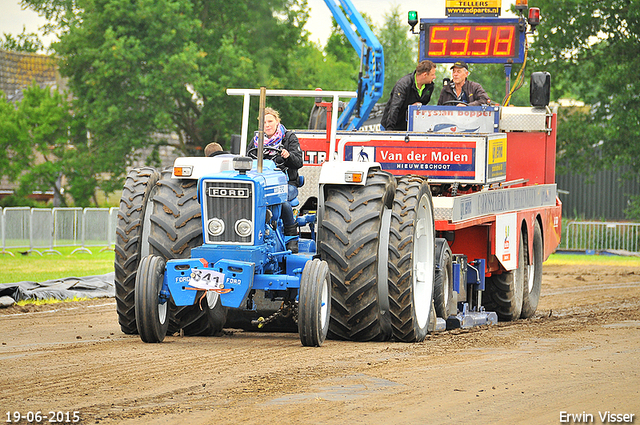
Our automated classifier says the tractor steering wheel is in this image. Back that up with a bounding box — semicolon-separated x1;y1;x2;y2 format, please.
441;100;468;106
246;145;285;166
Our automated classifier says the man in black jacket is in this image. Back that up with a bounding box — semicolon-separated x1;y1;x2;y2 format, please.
381;60;436;131
437;60;490;107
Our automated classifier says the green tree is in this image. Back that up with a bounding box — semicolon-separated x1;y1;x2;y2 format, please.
12;0;439;204
531;0;640;219
18;0;313;203
0;93;32;180
462;62;531;106
0;27;44;52
530;0;640;219
325;17;359;68
279;41;360;126
324;9;378;77
0;83;79;206
377;6;417;103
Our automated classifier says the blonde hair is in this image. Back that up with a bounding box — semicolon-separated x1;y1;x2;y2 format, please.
263;107;281;123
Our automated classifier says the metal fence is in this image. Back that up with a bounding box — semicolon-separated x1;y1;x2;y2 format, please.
2;207;638;255
556;168;640;221
0;206;118;256
560;221;640;253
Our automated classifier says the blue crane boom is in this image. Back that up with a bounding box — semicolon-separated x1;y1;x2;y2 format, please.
323;0;384;130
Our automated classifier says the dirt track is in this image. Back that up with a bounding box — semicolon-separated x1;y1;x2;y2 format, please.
1;263;639;424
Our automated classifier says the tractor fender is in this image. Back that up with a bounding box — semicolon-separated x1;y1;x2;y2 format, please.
318;160;382;185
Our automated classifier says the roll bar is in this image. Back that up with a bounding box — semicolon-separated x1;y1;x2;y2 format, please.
226;89;357;161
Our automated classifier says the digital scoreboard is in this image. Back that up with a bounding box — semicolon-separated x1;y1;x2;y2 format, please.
419;18;525;64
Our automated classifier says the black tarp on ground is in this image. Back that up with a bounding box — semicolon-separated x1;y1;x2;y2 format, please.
0;272;115;307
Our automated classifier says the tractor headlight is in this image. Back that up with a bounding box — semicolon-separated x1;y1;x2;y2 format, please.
233;156;253;174
208;218;225;236
235;219;253;238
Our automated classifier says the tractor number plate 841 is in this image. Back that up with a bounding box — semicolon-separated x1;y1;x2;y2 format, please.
188;268;226;291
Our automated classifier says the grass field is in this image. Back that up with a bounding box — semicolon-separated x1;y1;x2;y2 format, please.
0;246;115;284
1;247;639;285
546;253;640;266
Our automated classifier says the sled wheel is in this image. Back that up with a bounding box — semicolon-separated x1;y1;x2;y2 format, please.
388;176;436;342
135;255;169;343
521;221;543;318
115;167;160;334
318;170;395;341
298;259;331;347
434;240;454;319
484;228;525;321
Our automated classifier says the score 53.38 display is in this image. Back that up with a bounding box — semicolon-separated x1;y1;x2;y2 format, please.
419;18;525;64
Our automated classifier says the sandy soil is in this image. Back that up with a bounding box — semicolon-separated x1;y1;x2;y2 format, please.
1;263;639;424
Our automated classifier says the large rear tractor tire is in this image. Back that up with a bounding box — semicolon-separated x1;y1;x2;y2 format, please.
318;170;395;341
298;259;332;347
387;177;436;342
484;228;525;321
135;255;169;343
521;221;543;318
115;167;160;334
148;170;227;335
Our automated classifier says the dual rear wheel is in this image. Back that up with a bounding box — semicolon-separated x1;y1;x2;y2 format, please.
319;172;437;343
318;170;396;341
387;176;436;342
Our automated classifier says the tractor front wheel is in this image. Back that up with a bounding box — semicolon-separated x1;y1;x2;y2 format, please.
298;259;331;347
135;255;169;343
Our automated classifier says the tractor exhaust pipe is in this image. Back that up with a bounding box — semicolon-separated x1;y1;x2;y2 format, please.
257;86;266;173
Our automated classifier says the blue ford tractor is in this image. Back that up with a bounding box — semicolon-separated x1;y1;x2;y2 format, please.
134;138;331;347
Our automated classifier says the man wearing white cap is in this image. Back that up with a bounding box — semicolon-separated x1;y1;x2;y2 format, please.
437;60;490;107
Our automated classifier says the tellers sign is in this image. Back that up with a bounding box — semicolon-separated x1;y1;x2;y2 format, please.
445;0;502;17
420;19;525;64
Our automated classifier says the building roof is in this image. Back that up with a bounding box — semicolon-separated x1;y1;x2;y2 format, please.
0;49;61;100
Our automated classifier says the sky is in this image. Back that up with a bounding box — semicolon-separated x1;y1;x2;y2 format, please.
306;0;449;45
1;0;57;46
3;0;516;49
